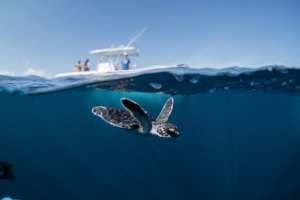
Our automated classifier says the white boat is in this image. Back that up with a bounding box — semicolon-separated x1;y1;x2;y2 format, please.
55;29;187;78
56;46;140;78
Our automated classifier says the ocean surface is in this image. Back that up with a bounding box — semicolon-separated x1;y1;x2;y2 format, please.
1;66;300;200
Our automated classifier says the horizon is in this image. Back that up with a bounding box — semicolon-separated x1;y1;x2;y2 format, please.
0;0;299;76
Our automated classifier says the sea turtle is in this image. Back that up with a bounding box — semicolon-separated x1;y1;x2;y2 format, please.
92;97;179;138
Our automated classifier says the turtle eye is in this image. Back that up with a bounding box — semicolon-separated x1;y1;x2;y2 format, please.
167;128;179;137
131;124;139;129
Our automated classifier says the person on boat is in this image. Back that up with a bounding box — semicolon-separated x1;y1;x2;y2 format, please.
75;60;82;72
121;52;131;70
83;59;91;71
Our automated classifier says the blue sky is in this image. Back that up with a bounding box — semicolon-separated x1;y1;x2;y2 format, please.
0;0;299;75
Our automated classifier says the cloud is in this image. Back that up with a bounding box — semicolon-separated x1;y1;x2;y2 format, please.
0;71;15;76
182;46;264;68
24;68;45;76
182;42;300;69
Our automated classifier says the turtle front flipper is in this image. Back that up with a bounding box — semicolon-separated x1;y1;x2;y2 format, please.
121;98;152;133
156;97;174;123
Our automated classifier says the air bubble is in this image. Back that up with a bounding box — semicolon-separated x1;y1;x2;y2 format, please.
149;83;162;90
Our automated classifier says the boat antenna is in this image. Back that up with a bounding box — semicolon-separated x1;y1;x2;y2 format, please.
126;28;147;47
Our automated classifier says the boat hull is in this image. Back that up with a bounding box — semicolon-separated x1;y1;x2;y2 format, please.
55;65;185;78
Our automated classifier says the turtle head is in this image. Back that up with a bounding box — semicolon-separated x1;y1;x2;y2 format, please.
156;123;180;138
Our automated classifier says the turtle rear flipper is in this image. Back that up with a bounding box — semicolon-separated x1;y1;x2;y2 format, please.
92;106;140;130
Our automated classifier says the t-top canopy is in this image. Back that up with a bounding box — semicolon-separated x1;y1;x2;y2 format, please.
89;46;139;57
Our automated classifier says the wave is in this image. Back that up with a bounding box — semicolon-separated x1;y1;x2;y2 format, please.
0;65;299;95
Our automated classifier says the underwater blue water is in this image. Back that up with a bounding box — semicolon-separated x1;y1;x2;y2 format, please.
1;66;300;199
